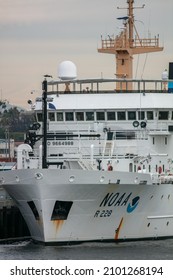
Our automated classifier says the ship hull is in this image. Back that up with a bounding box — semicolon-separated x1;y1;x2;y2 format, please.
1;169;173;244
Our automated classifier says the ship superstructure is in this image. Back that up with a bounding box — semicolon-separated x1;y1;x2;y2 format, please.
24;78;173;176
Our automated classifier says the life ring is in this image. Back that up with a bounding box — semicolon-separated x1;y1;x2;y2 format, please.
133;121;139;128
140;121;146;128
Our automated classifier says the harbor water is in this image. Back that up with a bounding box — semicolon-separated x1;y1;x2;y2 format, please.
0;239;173;260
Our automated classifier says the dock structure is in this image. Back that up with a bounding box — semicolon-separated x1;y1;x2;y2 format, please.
0;188;30;241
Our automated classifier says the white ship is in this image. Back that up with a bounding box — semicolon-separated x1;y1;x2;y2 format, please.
1;0;173;244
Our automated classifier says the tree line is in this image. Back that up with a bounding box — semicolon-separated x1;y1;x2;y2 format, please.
0;105;35;141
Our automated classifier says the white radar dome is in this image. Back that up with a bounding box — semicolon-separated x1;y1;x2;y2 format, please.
58;60;77;80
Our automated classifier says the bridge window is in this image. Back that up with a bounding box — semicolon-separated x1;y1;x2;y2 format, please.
117;111;126;120
76;112;84;121
65;112;74;121
96;111;105;121
107;111;116;120
147;111;154;120
57;112;64;121
138;111;145;120
159;111;169;120
128;111;136;120
86;111;94;121
48;112;55;121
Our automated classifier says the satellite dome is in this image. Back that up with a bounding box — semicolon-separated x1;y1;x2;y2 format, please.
58;61;77;80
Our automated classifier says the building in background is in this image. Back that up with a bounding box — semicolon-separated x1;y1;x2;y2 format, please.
0;138;15;162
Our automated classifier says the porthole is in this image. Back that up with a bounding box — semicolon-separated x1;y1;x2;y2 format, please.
35;173;43;180
16;176;20;182
100;176;105;183
69;175;75;183
134;177;138;184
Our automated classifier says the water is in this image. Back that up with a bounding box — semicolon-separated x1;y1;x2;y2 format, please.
0;239;173;260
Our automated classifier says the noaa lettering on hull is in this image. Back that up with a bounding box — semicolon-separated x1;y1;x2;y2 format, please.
1;1;173;244
99;192;133;207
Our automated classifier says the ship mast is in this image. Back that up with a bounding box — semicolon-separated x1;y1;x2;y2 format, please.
98;0;163;90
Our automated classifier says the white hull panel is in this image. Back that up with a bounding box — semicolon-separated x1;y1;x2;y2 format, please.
1;169;173;244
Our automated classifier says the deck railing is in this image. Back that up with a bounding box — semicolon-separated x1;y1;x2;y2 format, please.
48;78;173;94
99;36;160;50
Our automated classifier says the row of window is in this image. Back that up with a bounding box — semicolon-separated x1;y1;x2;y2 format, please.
37;110;155;122
36;110;172;122
0;148;9;154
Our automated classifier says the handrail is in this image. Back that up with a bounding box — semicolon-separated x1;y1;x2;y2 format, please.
47;79;173;94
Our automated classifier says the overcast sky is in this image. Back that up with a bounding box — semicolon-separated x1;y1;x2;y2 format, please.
0;0;173;108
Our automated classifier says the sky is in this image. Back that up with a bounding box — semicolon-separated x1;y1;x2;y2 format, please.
0;0;173;108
